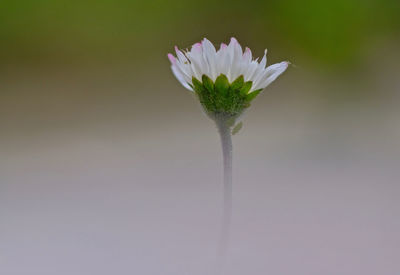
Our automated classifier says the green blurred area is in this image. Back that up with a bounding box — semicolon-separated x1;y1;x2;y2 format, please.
0;0;399;67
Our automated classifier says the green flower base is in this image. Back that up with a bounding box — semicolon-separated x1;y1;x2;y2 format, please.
190;74;262;119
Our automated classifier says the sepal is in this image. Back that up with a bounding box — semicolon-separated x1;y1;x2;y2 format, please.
193;74;262;118
230;75;244;91
202;75;214;92
240;81;253;96
215;74;230;95
246;89;262;102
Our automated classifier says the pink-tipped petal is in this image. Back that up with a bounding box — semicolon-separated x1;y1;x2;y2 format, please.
167;53;176;64
243;47;252;63
230;37;238;45
191;42;202;54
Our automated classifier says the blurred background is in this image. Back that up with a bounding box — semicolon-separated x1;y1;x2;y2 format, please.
1;0;400;274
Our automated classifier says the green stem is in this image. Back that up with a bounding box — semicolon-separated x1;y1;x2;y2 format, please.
214;114;233;274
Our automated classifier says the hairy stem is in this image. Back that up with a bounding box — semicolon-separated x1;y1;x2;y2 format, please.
215;115;233;274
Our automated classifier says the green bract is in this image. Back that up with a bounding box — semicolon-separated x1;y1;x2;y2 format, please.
190;74;262;119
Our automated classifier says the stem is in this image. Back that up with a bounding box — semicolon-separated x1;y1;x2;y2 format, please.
215;115;233;274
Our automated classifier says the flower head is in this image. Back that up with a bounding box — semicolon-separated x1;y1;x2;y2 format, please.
168;37;288;118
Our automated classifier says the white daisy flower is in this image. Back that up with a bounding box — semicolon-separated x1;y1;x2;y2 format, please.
167;38;290;268
168;37;289;94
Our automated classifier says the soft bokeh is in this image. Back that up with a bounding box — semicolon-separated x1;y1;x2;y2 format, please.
1;1;400;274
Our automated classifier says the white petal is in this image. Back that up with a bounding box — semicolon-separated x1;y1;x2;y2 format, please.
202;38;217;80
252;61;289;91
225;38;237;81
259;49;267;68
230;37;244;81
243;47;252;64
175;46;188;63
186;45;203;80
243;61;259;81
171;65;193;91
217;43;230;78
250;65;266;86
189;42;210;79
232;37;243;59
